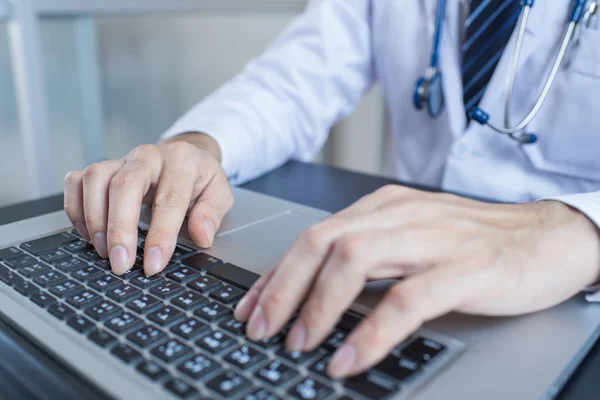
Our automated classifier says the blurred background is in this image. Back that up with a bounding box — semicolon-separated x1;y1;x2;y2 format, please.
0;1;386;208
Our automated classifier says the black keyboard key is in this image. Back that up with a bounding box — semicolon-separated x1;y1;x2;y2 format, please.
0;246;24;260
219;316;246;335
193;301;231;322
19;262;52;278
30;292;58;308
136;360;169;381
170;318;209;340
244;389;281;400
130;274;162;289
148;305;185;327
171;291;209;311
138;227;148;238
322;329;347;352
401;337;446;364
183;252;221;271
13;280;41;297
77;248;102;262
105;311;144;334
250;333;285;349
177;354;220;380
66;290;103;309
107;284;142;303
170;244;196;261
187;276;222;294
89;275;121;292
255;359;299;386
0;268;20;286
206;262;260;291
111;343;142;365
150;280;185;299
39;248;71;264
94;259;111;270
166;266;200;283
196;330;236;354
48;303;76;320
63;240;94;254
289;378;334;400
121;264;143;280
49;280;83;298
5;254;38;269
164;378;200;399
344;372;398;400
150;338;193;363
374;355;421;381
71;265;104;282
67;315;96;334
21;232;77;254
54;257;87;273
33;270;66;287
88;329;117;348
206;370;251;397
308;356;331;378
127;325;168;349
126;294;162;314
209;285;245;305
276;348;320;364
224;345;267;369
85;300;121;321
337;312;361;332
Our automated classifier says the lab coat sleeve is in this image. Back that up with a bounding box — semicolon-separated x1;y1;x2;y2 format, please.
543;191;600;302
161;0;375;185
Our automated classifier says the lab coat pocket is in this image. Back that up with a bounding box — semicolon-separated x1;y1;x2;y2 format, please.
521;27;600;181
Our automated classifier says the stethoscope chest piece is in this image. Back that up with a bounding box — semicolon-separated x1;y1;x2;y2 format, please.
413;71;445;118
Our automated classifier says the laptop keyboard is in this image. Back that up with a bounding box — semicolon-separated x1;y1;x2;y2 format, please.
0;229;452;400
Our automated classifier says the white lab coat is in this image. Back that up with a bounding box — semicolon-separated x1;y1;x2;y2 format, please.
162;0;600;234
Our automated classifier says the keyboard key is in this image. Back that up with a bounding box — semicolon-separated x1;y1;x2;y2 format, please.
111;343;142;365
337;312;361;332
121;265;143;280
127;325;168;349
21;232;77;254
19;262;52;278
0;246;24;260
94;259;111;270
39;248;71;264
30;292;58;308
105;311;144;334
255;359;299;386
138;227;148;238
48;303;76;320
171;291;209;311
206;370;251;397
89;275;121;292
67;315;96;334
136;360;169;381
308;356;331;378
401;337;446;364
276;348;320;364
243;389;281;400
0;268;21;286
196;330;236;354
88;329;117;348
49;280;83;298
218;316;246;335
177;354;220;380
166;267;200;284
206;263;260;291
345;372;398;399
77;248;102;262
66;290;103;309
150;338;193;363
170;244;196;261
164;378;200;399
209;285;245;305
193;301;231;322
150;280;185;299
148;305;185;327
107;284;142;303
170;318;209;340
54;257;87;273
33;270;66;287
126;294;162;314
183;253;222;271
187;276;222;294
63;240;94;254
71;265;104;282
322;329;347;352
250;334;285;350
85;300;121;321
289;378;334;400
5;254;38;269
374;355;421;381
13;280;41;297
130;274;162;289
224;345;267;370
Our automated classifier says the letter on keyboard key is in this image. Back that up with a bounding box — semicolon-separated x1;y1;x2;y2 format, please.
206;370;251;397
107;283;142;303
70;266;104;282
182;252;222;271
63;240;93;254
49;280;83;298
276;348;319;364
148;305;185;327
196;330;236;354
33;270;66;287
171;291;209;311
19;262;51;278
30;292;58;308
88;329;117;348
130;274;162;289
187;276;221;294
177;354;220;380
126;294;161;314
166;266;200;283
67;315;96;334
111;343;142;365
85;300;121;321
170;318;209;340
150;339;193;363
48;303;76;320
344;372;398;400
374;355;421;381
255;359;298;386
105;311;144;334
164;378;200;399
224;345;267;369
218;316;246;335
243;388;281;400
136;360;169;381
150;280;185;299
127;325;168;349
288;377;334;400
54;257;87;273
5;254;38;269
193;301;231;322
39;248;71;264
209;285;244;304
89;275;121;292
0;246;24;260
401;337;446;364
13;280;41;297
66;290;102;309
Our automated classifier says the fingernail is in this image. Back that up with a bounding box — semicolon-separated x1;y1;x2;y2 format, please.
75;222;90;241
286;320;306;352
202;219;215;247
93;232;108;258
328;343;356;378
110;245;130;275
145;247;163;276
235;289;258;322
246;305;267;340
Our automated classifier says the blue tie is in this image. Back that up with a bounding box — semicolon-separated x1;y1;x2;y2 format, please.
463;0;522;116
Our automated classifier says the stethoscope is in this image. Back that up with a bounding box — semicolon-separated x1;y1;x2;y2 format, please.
413;0;598;144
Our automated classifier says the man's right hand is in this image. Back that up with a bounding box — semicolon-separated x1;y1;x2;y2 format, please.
63;133;234;277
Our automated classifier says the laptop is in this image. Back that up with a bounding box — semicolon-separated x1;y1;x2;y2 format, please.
0;187;599;400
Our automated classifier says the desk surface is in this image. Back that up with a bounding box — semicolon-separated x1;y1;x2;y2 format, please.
0;160;597;399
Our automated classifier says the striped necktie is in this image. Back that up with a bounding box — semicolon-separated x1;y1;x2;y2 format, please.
463;0;522;117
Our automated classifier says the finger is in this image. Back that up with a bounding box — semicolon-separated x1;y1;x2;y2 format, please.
235;267;276;322
328;265;480;378
64;170;90;241
143;143;201;276
107;145;162;275
334;184;416;218
82;160;124;258
187;167;234;249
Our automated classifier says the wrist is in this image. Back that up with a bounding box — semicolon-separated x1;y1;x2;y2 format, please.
161;132;222;163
